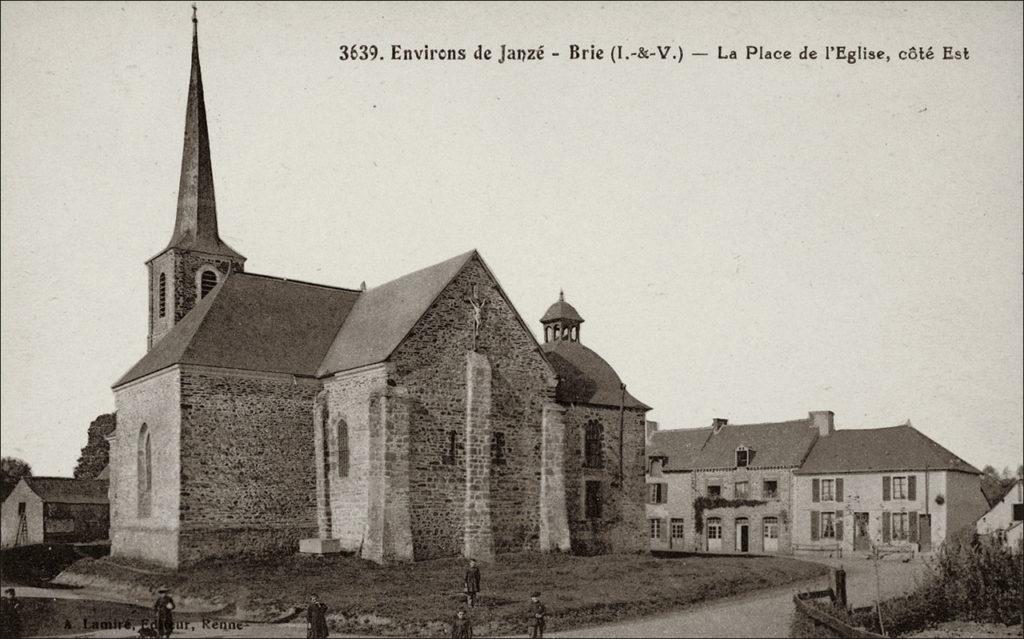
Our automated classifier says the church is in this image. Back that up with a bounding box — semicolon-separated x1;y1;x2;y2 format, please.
106;13;650;568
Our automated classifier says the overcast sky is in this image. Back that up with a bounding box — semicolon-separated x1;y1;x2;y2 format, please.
2;2;1022;476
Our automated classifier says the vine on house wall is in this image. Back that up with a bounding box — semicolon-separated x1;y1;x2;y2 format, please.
693;496;767;534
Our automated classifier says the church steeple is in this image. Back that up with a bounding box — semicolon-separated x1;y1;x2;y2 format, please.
541;290;584;343
165;4;243;261
146;6;245;350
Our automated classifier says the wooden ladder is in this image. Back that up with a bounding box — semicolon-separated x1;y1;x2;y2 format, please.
14;512;28;546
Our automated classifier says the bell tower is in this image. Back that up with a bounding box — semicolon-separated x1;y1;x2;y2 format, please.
540;290;584;343
147;6;245;350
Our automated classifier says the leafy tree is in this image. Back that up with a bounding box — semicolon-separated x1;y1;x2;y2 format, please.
0;456;32;484
73;413;116;479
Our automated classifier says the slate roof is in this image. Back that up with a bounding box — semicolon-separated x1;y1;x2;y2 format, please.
22;477;109;504
691;419;819;470
649;428;712;471
316;251;476;376
795;425;981;475
114;273;360;386
541;340;649;410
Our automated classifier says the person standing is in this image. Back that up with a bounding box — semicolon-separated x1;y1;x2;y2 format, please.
154;587;175;639
463;558;481;608
527;591;546;639
1;588;23;638
306;594;329;639
450;608;473;639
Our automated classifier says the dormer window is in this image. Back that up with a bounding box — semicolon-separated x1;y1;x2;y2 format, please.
736;446;750;468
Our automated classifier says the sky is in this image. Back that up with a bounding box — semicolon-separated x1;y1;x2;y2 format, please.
1;2;1022;476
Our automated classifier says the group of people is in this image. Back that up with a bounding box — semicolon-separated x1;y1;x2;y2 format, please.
305;558;548;639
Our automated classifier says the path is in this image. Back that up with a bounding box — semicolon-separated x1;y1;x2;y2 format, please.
549;556;928;638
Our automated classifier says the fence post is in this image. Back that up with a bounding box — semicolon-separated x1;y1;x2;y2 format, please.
832;567;848;610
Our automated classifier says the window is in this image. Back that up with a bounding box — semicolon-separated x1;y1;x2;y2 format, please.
763;480;778;499
158;273;166;317
335;420;349;478
137;424;152;518
199;269;218;299
648;483;667;504
891;512;909;540
735;481;750;498
707;484;722;497
585;480;602;519
736;446;750;467
584;421;603;468
821;479;835;501
707;517;723;539
820;512;836;539
491;432;506;465
17;502;26;515
763;517;779;539
649;518;662;539
892;476;907;500
671;519;686;540
444;430;458;464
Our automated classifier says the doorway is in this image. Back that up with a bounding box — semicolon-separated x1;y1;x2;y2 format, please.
763;517;779;553
918;514;932;551
853;512;870;551
735;518;749;552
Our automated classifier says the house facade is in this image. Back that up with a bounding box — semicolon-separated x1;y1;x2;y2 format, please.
645;413;988;557
976;479;1023;549
1;477;109;547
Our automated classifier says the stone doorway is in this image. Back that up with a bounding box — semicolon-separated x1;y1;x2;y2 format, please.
735;518;749;552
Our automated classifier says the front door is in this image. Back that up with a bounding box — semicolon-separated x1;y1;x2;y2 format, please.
735;518;749;552
854;512;870;551
763;517;779;553
918;514;932;551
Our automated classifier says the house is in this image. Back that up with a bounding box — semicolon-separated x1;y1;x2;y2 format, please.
792;423;989;556
105;12;650;569
976;478;1023;549
0;477;109;547
645;412;826;554
645;422;711;552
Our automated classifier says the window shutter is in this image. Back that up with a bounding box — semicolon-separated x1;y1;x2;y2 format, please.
882;476;891;501
908;476;917;501
835;511;844;541
810;511;819;540
661;483;668;503
812;478;820;503
909;511;918;542
660;518;668;540
882;512;891;542
836;478;844;502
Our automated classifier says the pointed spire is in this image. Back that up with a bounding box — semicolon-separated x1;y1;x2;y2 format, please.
165;4;244;261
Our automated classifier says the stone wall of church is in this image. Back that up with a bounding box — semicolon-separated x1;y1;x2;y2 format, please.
389;257;557;560
110;368;182;568
177;367;319;565
563;404;648;554
320;364;389;552
148;250;242;349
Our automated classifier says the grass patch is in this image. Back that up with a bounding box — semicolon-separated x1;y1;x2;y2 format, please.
60;551;826;636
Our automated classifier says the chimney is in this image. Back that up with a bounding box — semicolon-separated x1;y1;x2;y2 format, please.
712;417;728;433
810;411;835;437
645;420;659;444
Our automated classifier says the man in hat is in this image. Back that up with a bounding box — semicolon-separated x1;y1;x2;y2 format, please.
1;588;23;638
153;587;175;638
527;591;546;638
306;594;329;639
450;608;473;639
463;558;481;608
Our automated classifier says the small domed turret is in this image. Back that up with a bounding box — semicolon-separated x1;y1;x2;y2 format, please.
541;290;584;343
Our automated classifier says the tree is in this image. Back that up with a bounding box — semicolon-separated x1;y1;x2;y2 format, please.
73;412;116;479
0;456;32;484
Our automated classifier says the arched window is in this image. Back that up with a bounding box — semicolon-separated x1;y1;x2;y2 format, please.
199;269;218;299
158;273;167;318
137;424;152;518
335;419;350;478
584;420;603;468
